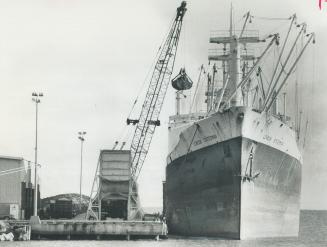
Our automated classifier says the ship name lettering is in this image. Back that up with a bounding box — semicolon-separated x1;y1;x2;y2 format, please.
273;138;284;146
193;139;202;146
203;135;217;142
263;135;272;141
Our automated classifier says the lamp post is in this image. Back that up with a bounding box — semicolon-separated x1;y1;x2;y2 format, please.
32;92;43;217
78;131;86;208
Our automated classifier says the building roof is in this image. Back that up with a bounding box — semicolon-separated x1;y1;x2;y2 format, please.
0;155;23;161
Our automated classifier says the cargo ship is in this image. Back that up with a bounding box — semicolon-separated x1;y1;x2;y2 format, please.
164;8;314;239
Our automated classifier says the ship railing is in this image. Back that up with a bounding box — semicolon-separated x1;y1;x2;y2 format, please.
210;30;259;38
208;47;255;56
169;112;206;124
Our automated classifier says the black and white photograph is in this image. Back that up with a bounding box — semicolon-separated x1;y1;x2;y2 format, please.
0;0;326;246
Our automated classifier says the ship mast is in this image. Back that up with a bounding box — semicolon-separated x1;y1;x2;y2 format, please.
228;4;243;107
208;6;267;112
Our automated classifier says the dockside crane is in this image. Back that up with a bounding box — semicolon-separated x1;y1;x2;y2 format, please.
86;2;187;221
127;1;187;180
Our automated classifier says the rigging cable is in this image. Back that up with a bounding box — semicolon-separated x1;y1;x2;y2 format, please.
276;46;297;76
251;15;292;21
181;124;200;165
297;30;306;139
300;29;306;136
216;76;230;112
303;38;316;149
266;15;296;97
263;23;307;110
260;69;270;87
189;65;204;113
265;32;315;112
113;19;175;145
261;20;291;40
239;11;251;38
295;39;300;136
199;64;210;112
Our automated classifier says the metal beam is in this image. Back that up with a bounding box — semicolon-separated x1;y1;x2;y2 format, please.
265;33;315;112
220;34;279;110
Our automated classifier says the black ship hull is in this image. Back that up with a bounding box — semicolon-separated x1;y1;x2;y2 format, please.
165;109;302;239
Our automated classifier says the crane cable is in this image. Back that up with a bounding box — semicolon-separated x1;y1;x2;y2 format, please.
114;19;175;145
127;18;175;120
126;44;163;120
251;15;292;21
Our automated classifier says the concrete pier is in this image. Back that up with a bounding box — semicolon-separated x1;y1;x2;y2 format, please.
30;220;167;240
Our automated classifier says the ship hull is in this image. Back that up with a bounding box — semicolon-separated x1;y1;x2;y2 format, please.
166;137;242;239
165;107;302;239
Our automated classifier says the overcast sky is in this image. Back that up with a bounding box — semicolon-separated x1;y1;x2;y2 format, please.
0;0;326;209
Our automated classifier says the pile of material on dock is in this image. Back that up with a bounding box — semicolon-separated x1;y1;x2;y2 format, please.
40;193;89;219
0;221;13;241
0;220;30;241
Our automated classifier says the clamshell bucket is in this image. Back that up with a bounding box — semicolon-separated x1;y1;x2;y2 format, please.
171;68;193;91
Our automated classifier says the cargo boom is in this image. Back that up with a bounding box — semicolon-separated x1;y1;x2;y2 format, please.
165;7;314;239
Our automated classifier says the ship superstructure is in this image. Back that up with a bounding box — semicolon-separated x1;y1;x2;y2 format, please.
165;7;314;239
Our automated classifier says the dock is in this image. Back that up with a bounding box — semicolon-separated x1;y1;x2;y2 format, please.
31;220;167;240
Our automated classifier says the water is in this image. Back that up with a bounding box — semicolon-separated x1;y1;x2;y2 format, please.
1;210;326;247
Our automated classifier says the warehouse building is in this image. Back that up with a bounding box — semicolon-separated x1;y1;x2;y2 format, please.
0;155;39;220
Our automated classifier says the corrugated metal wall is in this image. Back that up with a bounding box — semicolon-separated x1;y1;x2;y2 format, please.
100;150;131;181
0;157;36;219
0;158;24;205
99;150;131;220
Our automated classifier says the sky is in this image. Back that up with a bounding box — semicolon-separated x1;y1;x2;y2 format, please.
0;0;326;209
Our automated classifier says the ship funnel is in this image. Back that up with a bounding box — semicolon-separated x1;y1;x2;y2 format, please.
171;68;193;91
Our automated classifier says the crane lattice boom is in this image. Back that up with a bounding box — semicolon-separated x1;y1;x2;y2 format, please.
128;2;187;180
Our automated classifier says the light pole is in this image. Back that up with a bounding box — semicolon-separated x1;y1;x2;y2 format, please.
32;92;43;217
78;131;86;208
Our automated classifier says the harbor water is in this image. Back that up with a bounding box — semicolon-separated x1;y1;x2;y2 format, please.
1;210;326;246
